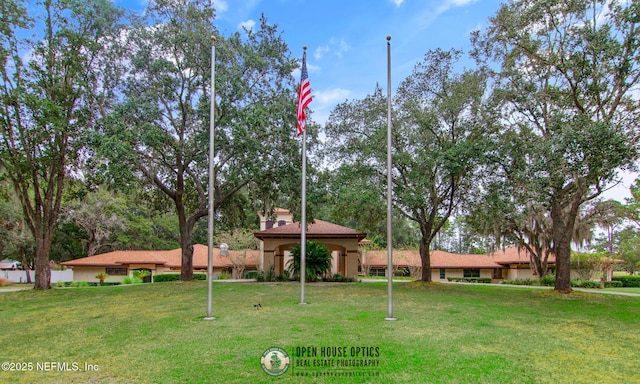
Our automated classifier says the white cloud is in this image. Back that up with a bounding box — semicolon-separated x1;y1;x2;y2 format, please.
309;88;351;126
390;0;404;7
313;38;351;60
213;0;228;13
449;0;477;5
314;45;330;60
338;39;351;53
436;0;478;13
238;19;255;32
413;0;479;30
313;88;351;107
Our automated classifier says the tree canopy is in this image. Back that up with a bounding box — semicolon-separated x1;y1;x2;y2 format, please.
471;0;640;291
326;49;489;281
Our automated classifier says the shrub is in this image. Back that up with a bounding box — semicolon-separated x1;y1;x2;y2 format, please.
95;273;108;286
123;277;142;284
244;270;259;279
539;275;555;286
447;277;492;283
217;271;230;280
132;270;150;281
153;273;207;282
500;279;535;285
571;280;602;288
321;274;356;283
611;275;640;287
153;274;180;283
265;265;276;282
56;281;66;288
0;278;12;287
604;280;623;288
287;240;332;282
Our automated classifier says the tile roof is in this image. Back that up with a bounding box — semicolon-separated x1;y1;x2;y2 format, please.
363;246;556;269
61;244;258;269
254;219;367;240
488;247;556;264
364;249;502;269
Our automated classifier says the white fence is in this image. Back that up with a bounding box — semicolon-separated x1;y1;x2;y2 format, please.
1;270;73;284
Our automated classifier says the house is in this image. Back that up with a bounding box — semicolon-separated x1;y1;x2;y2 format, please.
254;210;367;278
253;209;555;282
363;247;559;282
489;247;557;280
61;245;258;283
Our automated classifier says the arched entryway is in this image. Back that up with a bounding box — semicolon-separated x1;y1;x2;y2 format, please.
254;219;366;278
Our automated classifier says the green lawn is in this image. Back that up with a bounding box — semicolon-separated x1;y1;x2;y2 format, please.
0;281;638;384
604;287;640;294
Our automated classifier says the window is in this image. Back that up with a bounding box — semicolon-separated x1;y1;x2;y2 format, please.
278;220;286;227
369;268;386;277
463;269;480;278
493;268;502;279
106;268;127;276
439;269;445;279
265;220;273;229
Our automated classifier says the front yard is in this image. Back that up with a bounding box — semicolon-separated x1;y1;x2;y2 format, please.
0;281;638;383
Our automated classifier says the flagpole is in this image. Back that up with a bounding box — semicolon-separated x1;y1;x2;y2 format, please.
300;47;308;305
205;35;216;321
385;36;396;321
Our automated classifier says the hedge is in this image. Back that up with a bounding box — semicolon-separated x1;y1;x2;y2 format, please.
570;280;602;289
153;274;180;283
447;277;492;284
611;275;640;287
604;280;623;288
153;273;207;283
500;278;536;285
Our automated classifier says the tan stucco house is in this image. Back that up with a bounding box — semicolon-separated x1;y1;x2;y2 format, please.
61;245;258;283
363;246;559;281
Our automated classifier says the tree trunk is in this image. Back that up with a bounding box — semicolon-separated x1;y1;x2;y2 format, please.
551;196;581;293
86;230;96;257
179;236;194;281
33;234;52;290
419;237;432;282
553;238;572;292
21;247;32;284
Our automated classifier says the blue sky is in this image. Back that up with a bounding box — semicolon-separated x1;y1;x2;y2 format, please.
119;0;504;125
116;0;635;201
213;0;504;125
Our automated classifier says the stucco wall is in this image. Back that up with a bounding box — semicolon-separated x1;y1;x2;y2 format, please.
2;270;73;283
431;268;493;281
72;267;123;283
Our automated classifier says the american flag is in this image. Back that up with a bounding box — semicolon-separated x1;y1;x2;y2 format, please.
297;50;312;136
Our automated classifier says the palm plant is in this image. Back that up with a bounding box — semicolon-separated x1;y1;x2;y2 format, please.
95;273;109;286
287;241;332;282
132;270;150;282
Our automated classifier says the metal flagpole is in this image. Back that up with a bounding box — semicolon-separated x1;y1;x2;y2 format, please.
205;35;216;321
300;47;308;305
300;127;307;305
385;36;397;321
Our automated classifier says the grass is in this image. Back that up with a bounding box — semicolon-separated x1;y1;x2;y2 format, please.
0;281;638;384
603;287;640;294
